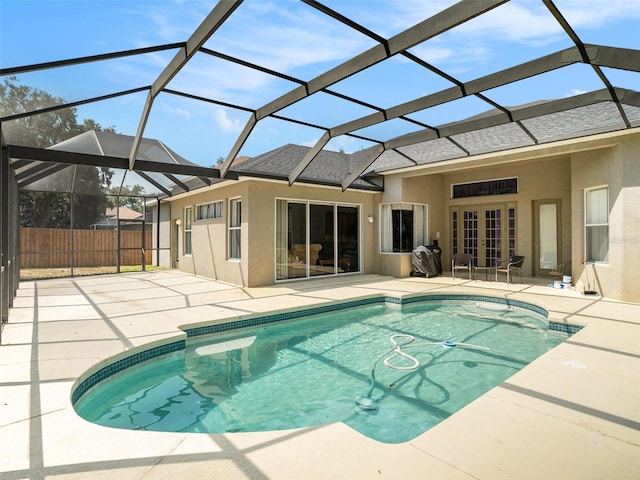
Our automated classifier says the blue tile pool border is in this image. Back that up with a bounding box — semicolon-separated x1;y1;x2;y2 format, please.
548;322;583;335
182;294;550;338
72;294;581;405
71;340;185;405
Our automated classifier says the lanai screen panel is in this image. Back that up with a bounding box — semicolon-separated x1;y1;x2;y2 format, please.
1;0;639;192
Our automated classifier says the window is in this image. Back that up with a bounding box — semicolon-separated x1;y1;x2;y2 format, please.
184;207;192;256
585;186;609;263
452;178;518;199
508;207;516;259
228;198;241;259
381;203;427;253
196;201;223;220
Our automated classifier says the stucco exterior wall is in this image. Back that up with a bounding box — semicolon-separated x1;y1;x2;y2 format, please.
163;179;379;288
156;129;640;302
442;158;572;276
169;182;248;285
244;181;380;286
403;174;446;243
619;139;640;303
571;137;640;302
380;174;445;278
381;157;572;278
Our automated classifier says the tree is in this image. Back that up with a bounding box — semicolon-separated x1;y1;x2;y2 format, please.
19;191;70;228
1;76;116;148
1;77;117;228
106;184;147;213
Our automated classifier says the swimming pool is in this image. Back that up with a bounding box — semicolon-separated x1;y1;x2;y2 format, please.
73;296;573;444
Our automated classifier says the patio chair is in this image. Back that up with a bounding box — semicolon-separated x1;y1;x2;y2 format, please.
550;261;570;280
495;255;525;283
290;243;323;265
451;253;473;279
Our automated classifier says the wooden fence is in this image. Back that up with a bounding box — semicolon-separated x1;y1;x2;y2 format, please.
20;227;153;268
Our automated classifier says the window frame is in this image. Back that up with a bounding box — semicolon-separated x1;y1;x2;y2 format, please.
380;203;428;254
584;185;609;264
196;200;223;221
451;177;518;199
184;206;193;256
274;198;361;282
228;197;241;260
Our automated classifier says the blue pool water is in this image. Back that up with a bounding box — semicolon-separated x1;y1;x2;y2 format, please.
74;299;567;443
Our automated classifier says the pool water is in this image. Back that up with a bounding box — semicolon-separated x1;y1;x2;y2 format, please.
75;300;566;443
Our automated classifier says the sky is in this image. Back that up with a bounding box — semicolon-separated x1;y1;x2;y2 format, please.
2;0;639;171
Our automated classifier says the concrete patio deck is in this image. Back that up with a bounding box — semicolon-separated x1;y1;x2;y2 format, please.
1;270;639;479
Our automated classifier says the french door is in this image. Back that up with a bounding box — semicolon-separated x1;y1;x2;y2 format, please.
451;204;516;267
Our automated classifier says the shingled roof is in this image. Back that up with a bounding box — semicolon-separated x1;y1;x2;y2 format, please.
369;97;640;173
231;144;382;190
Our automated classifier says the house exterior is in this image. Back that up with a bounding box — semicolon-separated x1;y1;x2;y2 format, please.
152;125;640;304
153;145;382;287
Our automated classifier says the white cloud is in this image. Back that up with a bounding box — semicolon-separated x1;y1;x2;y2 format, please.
408;45;455;64
447;0;640;46
566;88;588;97
212;107;242;133
208;2;371;73
454;3;565;45
122;2;215;44
166;58;283;108
326;136;361;154
301;137;320;148
410;42;490;71
390;0;640;78
159;102;192;120
554;0;640;27
338;0;458;38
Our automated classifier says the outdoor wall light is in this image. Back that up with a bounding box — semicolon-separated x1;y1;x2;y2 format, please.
176;219;182;226
367;215;374;223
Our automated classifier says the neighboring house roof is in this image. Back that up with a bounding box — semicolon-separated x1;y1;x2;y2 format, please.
91;217;117;228
90;206;143;229
104;206;143;220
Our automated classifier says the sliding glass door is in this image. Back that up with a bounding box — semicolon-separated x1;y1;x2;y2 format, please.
310;204;334;277
276;200;360;281
337;206;359;273
276;201;306;280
